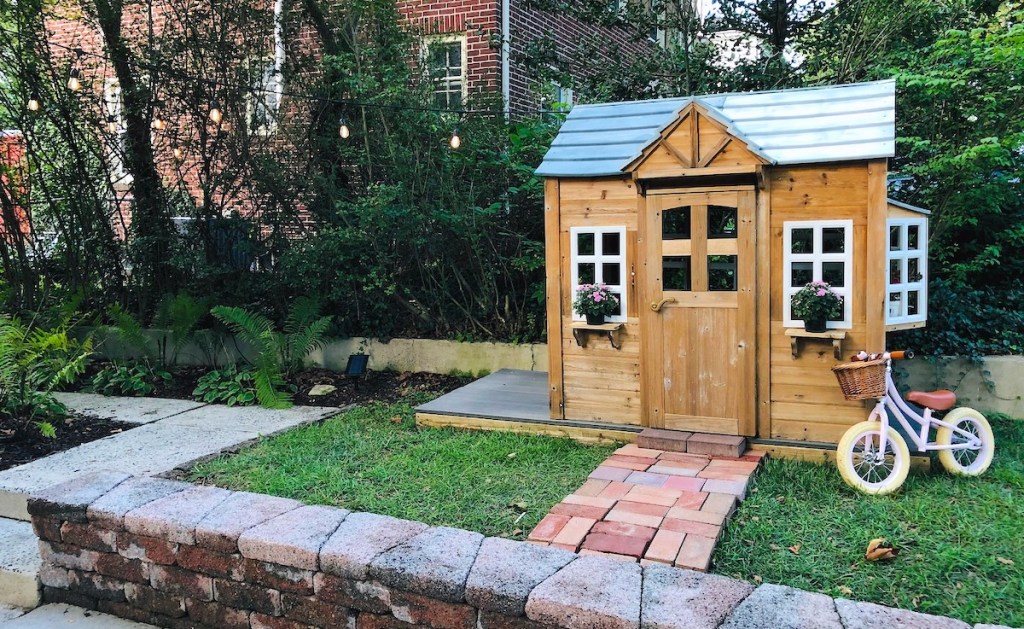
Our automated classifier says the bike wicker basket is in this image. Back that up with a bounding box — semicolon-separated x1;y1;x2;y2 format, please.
832;359;887;401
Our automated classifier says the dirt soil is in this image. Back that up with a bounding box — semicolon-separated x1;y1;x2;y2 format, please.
0;414;135;472
73;362;472;408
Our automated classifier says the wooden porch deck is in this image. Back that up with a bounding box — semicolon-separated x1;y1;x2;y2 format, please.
415;369;642;444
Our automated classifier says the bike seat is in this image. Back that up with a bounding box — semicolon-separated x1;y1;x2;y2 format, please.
906;389;957;411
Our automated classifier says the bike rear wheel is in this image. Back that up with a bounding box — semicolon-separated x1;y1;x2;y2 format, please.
936;407;994;476
837;420;910;495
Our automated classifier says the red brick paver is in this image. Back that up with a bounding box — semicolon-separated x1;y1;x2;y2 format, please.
528;442;764;571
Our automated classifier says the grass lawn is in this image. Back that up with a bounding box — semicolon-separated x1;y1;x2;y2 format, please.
715;415;1024;627
188;397;615;539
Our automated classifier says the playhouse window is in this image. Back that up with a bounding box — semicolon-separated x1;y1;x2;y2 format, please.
783;220;853;329
571;226;627;322
886;218;928;326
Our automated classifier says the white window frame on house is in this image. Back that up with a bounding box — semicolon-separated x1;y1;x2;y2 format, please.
570;226;628;323
246;58;282;136
783;219;853;329
422;34;467;110
886;217;928;326
102;78;130;183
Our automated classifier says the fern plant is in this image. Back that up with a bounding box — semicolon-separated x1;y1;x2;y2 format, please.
211;298;331;408
0;314;92;438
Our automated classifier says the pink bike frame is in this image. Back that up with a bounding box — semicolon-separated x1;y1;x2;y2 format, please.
872;360;982;455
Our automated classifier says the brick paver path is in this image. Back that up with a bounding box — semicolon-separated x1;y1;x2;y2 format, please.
527;443;765;571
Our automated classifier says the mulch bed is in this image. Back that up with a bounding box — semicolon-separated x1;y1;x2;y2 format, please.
73;362;472;408
0;414;135;472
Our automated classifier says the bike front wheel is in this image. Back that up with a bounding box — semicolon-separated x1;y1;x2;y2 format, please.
837;420;910;495
935;407;994;476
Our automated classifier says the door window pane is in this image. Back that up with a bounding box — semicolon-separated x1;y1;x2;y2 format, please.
823;262;845;287
663;207;691;240
577;232;594;256
908;290;919;315
602;232;621;256
708;255;737;291
908;224;920;250
822;227;846;253
791;228;813;254
602;263;621;286
908;258;922;282
663;256;691;291
890;225;901;251
791;262;813;286
708;206;737;239
889;259;902;284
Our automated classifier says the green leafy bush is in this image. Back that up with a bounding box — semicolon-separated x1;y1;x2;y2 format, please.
89;363;171;397
0;315;93;438
211;298;331;408
192;365;258;406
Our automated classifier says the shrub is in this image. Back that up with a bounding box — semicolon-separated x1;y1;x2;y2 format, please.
211;298;331;408
0;315;93;438
89;363;171;397
192;365;258;406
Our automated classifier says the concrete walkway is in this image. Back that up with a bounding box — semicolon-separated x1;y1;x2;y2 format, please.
0;604;152;628
0;394;343;611
528;443;763;570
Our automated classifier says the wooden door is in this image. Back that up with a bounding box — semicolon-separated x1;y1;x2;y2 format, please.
641;190;756;435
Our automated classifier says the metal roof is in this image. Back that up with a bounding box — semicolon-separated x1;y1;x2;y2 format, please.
887;198;931;216
536;79;896;177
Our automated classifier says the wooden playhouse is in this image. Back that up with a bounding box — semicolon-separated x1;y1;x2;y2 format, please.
419;79;931;449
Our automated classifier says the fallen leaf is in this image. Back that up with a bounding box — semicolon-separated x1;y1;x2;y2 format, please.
838;586;853;596
389;416;402;424
507;452;517;459
770;544;782;551
865;538;899;561
997;557;1015;566
753;575;763;584
788;544;801;555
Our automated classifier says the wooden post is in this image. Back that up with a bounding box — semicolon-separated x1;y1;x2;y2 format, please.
544;178;564;419
866;159;888;353
755;172;772;439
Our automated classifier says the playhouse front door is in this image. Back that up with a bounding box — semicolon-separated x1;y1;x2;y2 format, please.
642;190;756;436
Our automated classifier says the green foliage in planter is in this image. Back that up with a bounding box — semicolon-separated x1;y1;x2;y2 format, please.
0;314;93;438
89;362;171;397
572;284;620;319
192;364;258;406
790;281;844;323
210;298;330;408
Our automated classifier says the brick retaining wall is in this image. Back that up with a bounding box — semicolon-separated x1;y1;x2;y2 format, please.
28;471;982;629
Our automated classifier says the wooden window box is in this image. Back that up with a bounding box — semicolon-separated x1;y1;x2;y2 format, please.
786;329;847;360
571;322;625;350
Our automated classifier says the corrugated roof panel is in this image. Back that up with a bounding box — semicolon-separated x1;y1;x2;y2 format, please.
536;79;896;177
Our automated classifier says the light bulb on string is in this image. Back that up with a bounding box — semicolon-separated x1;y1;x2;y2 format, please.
67;68;81;92
27;92;41;112
106;115;119;134
338;117;350;139
151;101;166;130
449;127;461;149
209;99;223;125
173;146;184;161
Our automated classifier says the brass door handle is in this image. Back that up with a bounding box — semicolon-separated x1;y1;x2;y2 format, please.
650;297;677;312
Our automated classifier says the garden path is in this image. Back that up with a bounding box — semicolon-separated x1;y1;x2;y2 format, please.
527;443;764;571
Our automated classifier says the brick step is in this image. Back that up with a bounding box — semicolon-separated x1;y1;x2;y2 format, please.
0;516;41;609
637;429;746;458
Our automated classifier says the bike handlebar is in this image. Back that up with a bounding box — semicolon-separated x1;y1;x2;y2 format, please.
850;350;915;362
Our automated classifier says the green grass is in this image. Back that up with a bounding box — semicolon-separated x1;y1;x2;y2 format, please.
188;398;615;539
714;415;1024;627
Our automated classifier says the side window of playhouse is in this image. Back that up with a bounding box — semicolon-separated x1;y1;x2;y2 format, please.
570;227;627;322
886;218;928;326
782;220;853;329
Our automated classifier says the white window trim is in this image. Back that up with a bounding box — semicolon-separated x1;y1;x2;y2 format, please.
570;226;627;323
102;78;131;183
783;219;853;329
246;57;282;137
886;218;928;325
421;34;468;106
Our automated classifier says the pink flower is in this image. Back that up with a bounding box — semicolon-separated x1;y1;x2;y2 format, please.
817;289;827;297
593;293;604;302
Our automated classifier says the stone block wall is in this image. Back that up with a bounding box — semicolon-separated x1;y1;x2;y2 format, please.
29;471;979;629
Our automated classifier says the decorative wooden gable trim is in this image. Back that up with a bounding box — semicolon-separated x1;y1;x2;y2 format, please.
629;103;767;180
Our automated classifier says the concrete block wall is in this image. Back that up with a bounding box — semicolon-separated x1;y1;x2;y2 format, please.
28;471;985;629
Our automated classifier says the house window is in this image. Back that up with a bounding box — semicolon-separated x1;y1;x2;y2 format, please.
570;226;627;322
424;36;466;110
783;220;853;329
886;218;928;325
246;59;281;135
103;79;128;181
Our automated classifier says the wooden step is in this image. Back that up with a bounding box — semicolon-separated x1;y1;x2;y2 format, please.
637;428;747;457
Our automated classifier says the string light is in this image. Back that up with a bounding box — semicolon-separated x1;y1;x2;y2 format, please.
67;68;82;92
209;99;223;124
338;117;350;139
106;115;119;133
152;101;166;130
172;146;184;161
449;127;461;149
27;91;41;112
